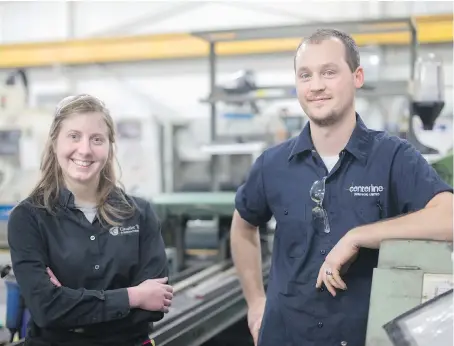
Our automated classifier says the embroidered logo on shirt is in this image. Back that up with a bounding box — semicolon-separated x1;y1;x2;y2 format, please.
348;183;384;197
109;224;140;236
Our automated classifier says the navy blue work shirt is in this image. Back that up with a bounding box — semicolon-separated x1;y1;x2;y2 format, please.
235;114;453;346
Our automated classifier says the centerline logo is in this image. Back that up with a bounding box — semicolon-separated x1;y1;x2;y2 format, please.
349;184;383;197
109;224;140;236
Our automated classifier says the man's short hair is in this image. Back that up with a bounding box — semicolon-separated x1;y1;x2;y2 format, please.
294;28;360;72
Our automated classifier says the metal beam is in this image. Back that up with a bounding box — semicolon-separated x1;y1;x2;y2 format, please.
201;80;411;104
192;16;415;42
0;14;450;68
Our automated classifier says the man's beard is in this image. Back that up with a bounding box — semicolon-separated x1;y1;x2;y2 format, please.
307;109;344;127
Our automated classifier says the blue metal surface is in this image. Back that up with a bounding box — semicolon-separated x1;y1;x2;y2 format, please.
0;205;14;221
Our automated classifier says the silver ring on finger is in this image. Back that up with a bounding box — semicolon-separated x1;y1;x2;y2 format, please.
325;269;333;276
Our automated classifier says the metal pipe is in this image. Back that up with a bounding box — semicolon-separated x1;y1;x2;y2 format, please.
151;259;271;345
209;42;216;142
173;260;231;293
409;17;418;81
208;41;218;193
185;266;237;297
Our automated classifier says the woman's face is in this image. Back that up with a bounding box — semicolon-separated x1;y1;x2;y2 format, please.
55;112;110;188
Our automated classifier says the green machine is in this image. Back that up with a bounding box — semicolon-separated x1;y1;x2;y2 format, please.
152;191;273;273
366;240;453;346
153;192;236;218
430;151;453;186
152;192;237;272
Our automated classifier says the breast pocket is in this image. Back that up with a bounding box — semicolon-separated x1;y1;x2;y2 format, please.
275;219;309;258
273;202;313;258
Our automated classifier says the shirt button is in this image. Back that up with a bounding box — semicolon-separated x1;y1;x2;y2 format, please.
284;210;288;215
341;342;348;346
320;287;325;292
94;265;100;270
318;322;323;328
116;311;123;317
90;235;95;240
320;250;326;255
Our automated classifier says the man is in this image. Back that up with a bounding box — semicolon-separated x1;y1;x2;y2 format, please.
230;28;453;346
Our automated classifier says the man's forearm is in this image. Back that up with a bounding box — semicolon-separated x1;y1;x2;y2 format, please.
231;215;266;307
351;193;453;249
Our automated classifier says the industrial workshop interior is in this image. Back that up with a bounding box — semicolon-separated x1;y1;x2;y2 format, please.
0;1;453;346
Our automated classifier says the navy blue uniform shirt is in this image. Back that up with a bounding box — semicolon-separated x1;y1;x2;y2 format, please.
8;188;168;346
235;115;453;346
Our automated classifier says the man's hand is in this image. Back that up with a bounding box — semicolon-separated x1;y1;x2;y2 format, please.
47;267;61;287
247;297;266;346
316;232;360;297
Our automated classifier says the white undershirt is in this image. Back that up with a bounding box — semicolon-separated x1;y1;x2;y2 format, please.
76;204;97;223
321;155;339;173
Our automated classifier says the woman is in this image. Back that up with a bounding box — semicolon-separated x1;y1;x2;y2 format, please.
7;94;172;346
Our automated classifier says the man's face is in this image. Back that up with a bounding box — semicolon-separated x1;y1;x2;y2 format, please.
295;38;364;127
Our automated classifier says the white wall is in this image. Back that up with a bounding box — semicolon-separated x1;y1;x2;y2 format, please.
0;1;452;195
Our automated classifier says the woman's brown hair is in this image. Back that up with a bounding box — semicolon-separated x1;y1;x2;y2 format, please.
28;94;135;226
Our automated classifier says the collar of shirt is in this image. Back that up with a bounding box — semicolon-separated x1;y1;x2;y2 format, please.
288;113;372;164
59;187;75;208
58;187;124;209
